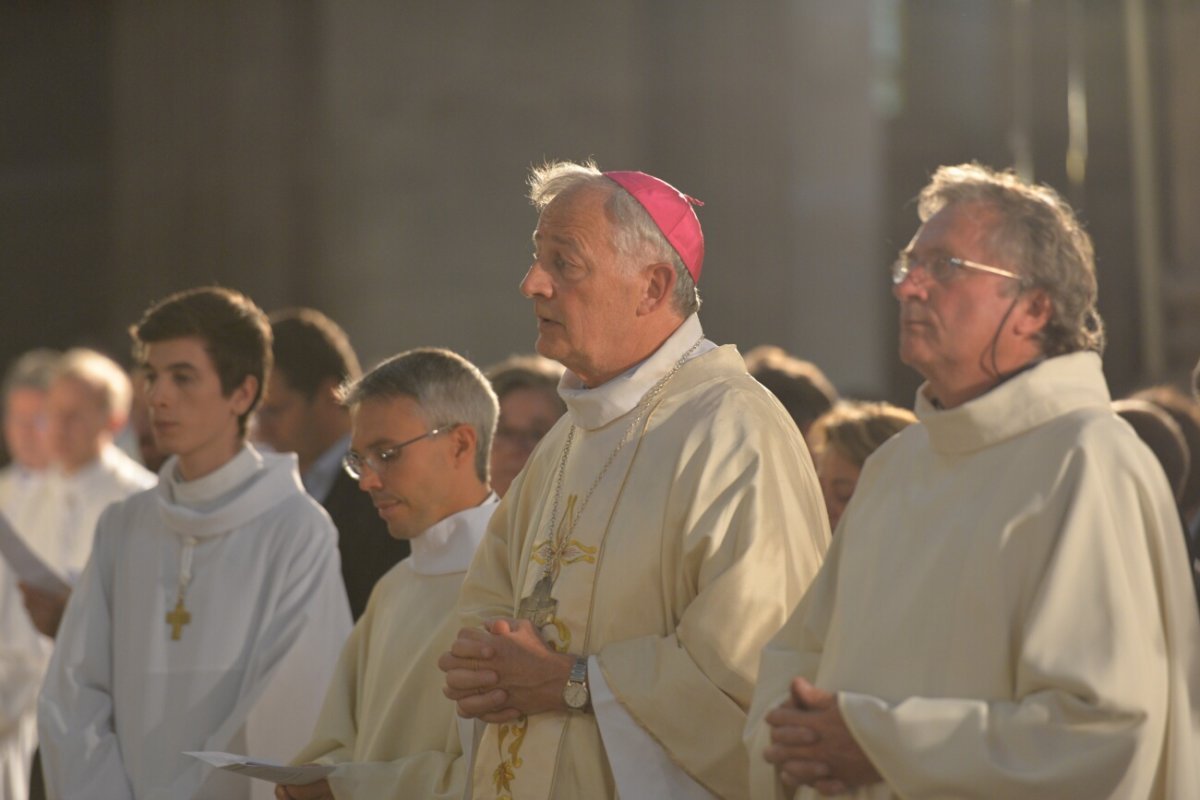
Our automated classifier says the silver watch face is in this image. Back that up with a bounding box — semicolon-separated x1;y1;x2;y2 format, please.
563;681;589;709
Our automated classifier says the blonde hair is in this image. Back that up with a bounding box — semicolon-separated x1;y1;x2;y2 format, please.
54;348;133;424
809;401;917;468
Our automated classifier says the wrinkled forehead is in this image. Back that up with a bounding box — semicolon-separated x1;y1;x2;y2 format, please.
910;201;1001;254
533;184;618;247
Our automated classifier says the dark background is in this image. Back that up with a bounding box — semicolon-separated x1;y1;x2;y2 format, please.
3;1;1197;408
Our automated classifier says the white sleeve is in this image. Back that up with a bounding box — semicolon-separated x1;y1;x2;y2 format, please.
590;655;716;800
37;519;135;800
0;567;47;738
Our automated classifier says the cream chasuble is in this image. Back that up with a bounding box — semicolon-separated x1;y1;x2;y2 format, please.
459;315;830;800
290;494;497;799
746;352;1200;799
39;445;352;800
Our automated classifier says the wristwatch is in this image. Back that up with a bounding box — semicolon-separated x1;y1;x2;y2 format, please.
562;656;591;711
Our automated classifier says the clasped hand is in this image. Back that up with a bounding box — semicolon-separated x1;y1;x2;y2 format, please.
438;617;574;723
762;677;881;796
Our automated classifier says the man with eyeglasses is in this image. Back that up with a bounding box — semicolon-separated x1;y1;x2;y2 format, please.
276;347;499;800
748;163;1200;798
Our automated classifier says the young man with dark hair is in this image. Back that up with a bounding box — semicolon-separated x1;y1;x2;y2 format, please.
256;308;408;620
39;286;352;800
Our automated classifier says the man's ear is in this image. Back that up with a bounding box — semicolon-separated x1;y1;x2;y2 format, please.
1015;288;1053;338
637;262;677;316
105;412;129;436
448;424;478;469
230;374;259;417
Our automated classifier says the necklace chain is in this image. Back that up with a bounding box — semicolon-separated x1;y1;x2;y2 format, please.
542;336;704;562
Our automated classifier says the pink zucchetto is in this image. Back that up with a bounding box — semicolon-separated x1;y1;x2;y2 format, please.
604;170;705;283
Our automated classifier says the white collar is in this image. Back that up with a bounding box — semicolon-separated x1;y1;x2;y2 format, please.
557;314;715;430
915;351;1111;455
408;493;499;576
52;443;118;490
168;444;262;512
155;444;306;539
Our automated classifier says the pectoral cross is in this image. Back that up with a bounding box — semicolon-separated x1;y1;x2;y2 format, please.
166;596;191;640
516;573;558;628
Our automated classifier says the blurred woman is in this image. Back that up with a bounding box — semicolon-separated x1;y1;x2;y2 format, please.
485;354;565;497
808;400;916;531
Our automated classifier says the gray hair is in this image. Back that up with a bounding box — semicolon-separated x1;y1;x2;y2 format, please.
54;348;133;423
918;163;1105;357
528;159;701;317
3;348;62;406
339;348;498;483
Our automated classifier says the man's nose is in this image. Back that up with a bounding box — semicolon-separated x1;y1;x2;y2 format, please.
520;262;551;299
357;466;383;492
892;269;929;302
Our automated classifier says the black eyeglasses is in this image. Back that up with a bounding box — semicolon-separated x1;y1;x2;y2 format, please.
891;251;1022;287
342;425;456;480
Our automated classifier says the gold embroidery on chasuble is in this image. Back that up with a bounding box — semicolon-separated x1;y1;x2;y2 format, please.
517;495;597;651
476;422;646;800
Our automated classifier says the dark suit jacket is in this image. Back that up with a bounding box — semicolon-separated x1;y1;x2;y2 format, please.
321;468;410;620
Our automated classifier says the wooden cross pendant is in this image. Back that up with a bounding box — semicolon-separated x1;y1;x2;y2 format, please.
166;596;191;641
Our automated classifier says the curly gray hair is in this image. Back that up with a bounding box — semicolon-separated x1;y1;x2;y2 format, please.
918;163;1105;357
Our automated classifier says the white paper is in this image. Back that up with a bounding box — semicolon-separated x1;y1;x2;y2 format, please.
184;751;335;786
0;510;70;594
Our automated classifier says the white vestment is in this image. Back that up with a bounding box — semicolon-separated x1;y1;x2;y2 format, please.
292;495;497;799
747;352;1200;799
39;445;353;800
460;315;830;800
0;466;53;799
25;443;157;580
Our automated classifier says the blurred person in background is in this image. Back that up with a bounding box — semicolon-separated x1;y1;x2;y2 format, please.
807;401;916;532
18;348;156;639
1113;397;1199;612
0;349;60;528
485;354;565;497
744;346;839;438
0;349;60;800
1113;398;1190;509
255;308;408;620
1131;384;1200;537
